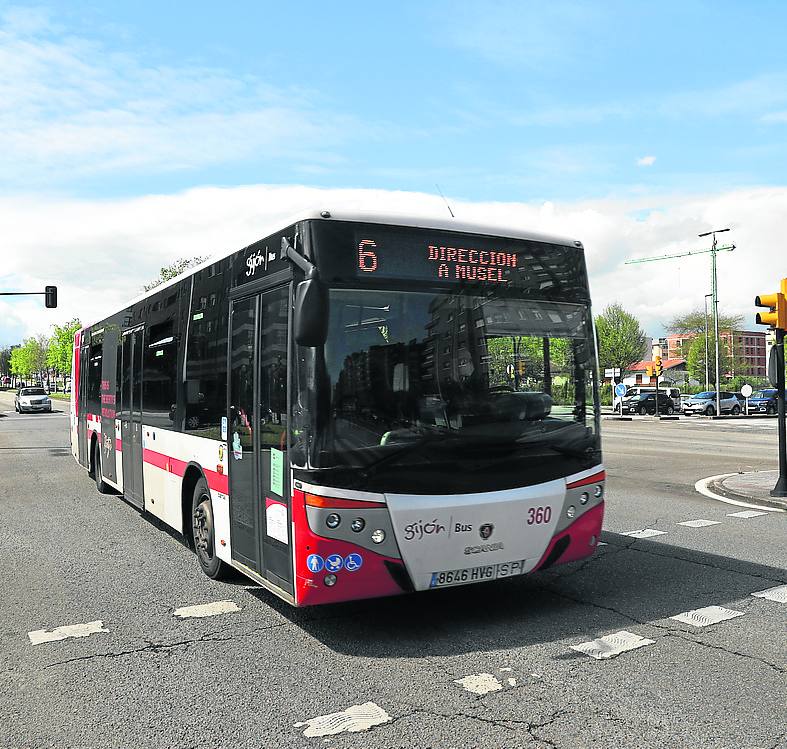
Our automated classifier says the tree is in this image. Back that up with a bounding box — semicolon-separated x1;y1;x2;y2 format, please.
0;346;11;376
595;304;647;381
685;333;734;386
9;336;48;382
667;308;743;335
47;318;81;376
143;256;208;291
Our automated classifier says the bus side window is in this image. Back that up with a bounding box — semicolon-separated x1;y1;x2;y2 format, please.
185;269;228;438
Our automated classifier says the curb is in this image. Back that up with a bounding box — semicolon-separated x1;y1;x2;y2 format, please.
694;474;787;513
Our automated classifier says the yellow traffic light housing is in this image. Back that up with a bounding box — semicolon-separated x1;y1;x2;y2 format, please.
755;278;787;330
654;355;663;377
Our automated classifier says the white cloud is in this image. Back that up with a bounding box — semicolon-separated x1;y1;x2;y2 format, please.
0;10;354;186
637;155;656;167
0;183;782;346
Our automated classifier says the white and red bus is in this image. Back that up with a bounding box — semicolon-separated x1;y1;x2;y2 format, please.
71;211;604;606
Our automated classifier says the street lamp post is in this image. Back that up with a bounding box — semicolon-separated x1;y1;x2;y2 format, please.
699;229;730;416
703;293;712;390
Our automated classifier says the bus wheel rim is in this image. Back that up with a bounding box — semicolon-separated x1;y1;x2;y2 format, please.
194;498;214;562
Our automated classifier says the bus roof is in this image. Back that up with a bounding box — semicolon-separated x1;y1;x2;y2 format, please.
81;208;584;332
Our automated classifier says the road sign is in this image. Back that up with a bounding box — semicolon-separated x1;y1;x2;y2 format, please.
741;384;753;398
614;383;627;397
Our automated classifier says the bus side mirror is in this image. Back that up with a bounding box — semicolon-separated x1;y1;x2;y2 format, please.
294;277;328;347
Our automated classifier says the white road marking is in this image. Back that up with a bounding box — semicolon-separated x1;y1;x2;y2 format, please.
597;541;608;546
623;528;667;538
28;620;109;645
751;584;787;604
727;510;769;518
670;605;745;627
507;678;517;686
454;673;503;694
677;519;721;527
571;630;655;659
499;667;512;672
695;475;785;513
295;702;391;737
173;601;240;618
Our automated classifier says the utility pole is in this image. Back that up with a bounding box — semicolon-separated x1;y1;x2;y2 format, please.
625;232;734;415
699;229;730;417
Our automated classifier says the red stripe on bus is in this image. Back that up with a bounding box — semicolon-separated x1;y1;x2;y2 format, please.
142;448;228;494
566;470;605;490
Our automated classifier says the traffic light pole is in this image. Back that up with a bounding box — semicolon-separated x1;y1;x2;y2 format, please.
772;328;787;498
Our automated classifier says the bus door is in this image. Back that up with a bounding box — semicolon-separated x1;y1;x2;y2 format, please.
119;326;145;509
78;343;89;466
228;285;292;592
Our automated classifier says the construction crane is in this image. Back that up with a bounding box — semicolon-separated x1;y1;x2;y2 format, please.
625;229;735;417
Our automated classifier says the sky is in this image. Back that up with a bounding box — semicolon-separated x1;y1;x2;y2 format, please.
2;1;787;346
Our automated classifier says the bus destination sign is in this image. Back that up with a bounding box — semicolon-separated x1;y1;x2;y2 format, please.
356;231;520;285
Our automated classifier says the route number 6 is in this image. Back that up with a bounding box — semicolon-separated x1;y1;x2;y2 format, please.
358;239;378;273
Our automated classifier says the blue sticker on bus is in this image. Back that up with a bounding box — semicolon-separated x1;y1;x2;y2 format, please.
325;554;344;572
344;553;363;572
306;554;324;573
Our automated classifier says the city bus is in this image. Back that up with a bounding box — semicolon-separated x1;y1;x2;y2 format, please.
71;211;604;606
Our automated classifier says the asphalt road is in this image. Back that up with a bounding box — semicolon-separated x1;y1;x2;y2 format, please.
1;393;785;749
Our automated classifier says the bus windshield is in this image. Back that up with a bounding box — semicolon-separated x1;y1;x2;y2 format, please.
293;287;599;492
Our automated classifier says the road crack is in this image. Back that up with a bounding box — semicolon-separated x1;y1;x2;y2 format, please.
43;622;287;669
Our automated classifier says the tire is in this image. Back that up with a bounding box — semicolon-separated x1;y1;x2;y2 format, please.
705;405;716;416
767;404;775;415
192;478;228;579
93;441;111;494
638;406;646;415
731;405;740;416
666;405;674;415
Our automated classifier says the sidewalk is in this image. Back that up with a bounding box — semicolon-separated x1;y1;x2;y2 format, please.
706;470;787;511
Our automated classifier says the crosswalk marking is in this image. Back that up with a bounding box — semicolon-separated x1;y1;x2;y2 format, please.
670;605;745;628
570;630;655;659
751;584;787;604
677;519;721;527
173;601;240;618
28;620;109;645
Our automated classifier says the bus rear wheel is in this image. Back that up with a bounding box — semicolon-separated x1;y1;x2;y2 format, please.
192;478;228;580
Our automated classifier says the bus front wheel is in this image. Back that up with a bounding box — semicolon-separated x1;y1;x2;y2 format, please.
192;478;228;579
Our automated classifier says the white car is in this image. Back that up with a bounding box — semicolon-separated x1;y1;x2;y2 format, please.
682;391;740;416
14;386;53;413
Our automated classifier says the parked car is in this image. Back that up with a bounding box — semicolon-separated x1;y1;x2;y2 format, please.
682;391;740;416
746;388;778;415
14;386;52;413
621;392;677;415
614;386;681;412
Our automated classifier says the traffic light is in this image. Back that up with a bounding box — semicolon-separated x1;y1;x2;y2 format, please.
755;278;787;330
44;285;57;309
646;365;654;377
654;355;663;377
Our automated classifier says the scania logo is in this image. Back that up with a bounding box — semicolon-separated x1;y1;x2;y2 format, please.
479;523;494;540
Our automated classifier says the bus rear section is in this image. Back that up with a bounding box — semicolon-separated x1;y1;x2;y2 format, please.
70;212;603;607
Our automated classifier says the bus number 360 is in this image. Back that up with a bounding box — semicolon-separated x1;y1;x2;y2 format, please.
527;506;552;525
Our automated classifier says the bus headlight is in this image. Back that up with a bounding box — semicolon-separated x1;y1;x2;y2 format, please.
371;529;386;544
350;518;365;533
594;485;603;498
579;492;589;505
325;513;341;529
566;505;576;519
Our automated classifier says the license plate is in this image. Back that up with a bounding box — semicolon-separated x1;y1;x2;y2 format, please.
430;559;528;588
